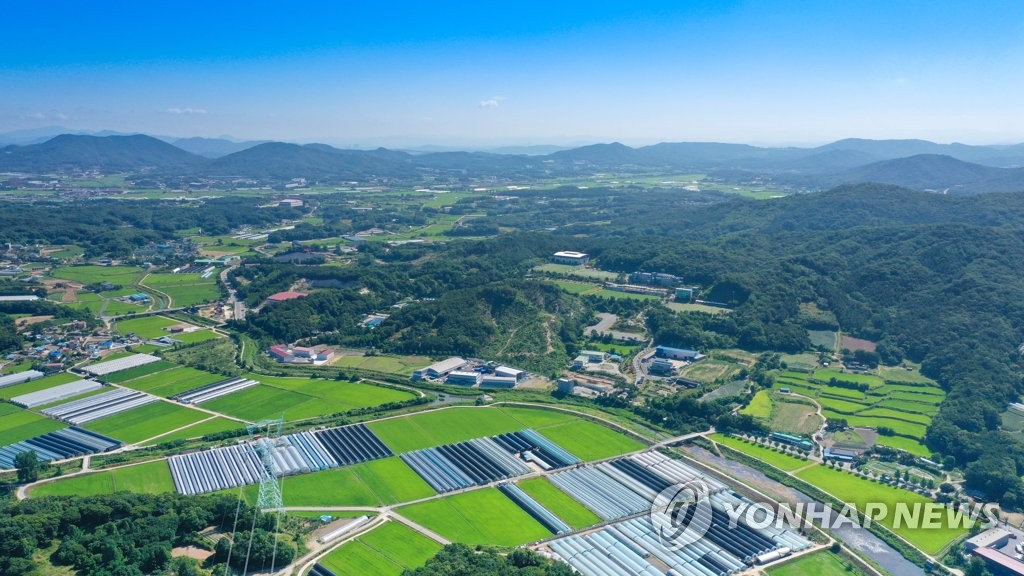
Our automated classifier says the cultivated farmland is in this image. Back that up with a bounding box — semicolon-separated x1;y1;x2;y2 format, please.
31;460;174;497
83;401;210;444
398;487;553;546
319;521;443;576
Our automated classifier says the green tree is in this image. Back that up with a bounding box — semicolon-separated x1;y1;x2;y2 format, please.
15;450;40;483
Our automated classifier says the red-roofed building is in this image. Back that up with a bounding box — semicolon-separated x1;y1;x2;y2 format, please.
267;344;335;365
974;547;1024;576
266;291;308;305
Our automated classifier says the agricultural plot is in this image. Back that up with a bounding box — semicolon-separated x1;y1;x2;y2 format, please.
679;359;741;383
530;419;644;461
84;401;209;444
143;417;243;445
141;273;221;307
117;365;224;397
807;329;839;350
709;434;812;471
766;550;866;576
368;407;532;453
398;487;553;546
51;265;145;286
204;376;414;422
331;353;432;376
31;460;174;497
0;405;64;445
772;370;942;444
319;521;443;576
0;372;78;400
102;360;178;383
499;406;578;429
741;390;773;418
552;279;601;295
516;476;602;529
115;315;180;338
533;263;618;281
171;330;222;345
745;390;823;436
795;465;969;554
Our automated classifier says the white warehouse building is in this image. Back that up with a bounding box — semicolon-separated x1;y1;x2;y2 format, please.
552;251;590;265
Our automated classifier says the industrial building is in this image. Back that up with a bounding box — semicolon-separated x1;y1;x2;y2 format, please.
769;432;815;451
480;375;517;388
446;370;481;386
413;357;468;380
655;345;706;362
552;251;590;265
268;344;335;365
629;271;682;287
649;358;676;375
675;287;695;302
556;377;576;393
494;365;525;380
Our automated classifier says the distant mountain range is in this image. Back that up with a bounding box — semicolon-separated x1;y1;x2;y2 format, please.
4;132;1024;194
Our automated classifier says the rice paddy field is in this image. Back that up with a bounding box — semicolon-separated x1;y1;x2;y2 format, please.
529;419;645;461
0;403;64;445
319;520;443;576
398;487;553;546
771;368;942;456
516;477;602;529
31;460;174;497
331;353;432;376
114;315;180;338
83;401;210;444
203;376;415;422
50;265;146;286
115;365;223;397
0;372;78;400
140;273;222;307
101;360;179;383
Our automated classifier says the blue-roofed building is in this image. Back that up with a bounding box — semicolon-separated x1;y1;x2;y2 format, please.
655;346;706;362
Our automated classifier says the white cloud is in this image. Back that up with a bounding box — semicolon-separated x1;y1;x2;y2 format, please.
479;96;506;109
28;112;46;119
167;107;208;115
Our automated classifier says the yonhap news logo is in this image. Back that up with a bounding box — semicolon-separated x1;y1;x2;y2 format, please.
650;480;714;550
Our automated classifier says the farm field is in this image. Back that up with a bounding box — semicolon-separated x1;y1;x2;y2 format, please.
552;279;600;296
679;359;741;383
331;353;431;376
0;372;78;400
531;419;645;461
516;477;602;529
140;273;221;307
807;330;839;350
398;487;552;546
498;406;578;429
31;460;174;497
872;435;932;458
114;315;180;338
766;550;865;576
368;407;527;453
83;401;209;444
51;265;145;286
741;390;772;418
142;417;243;445
171;329;222;345
709;434;812;472
117;365;223;397
795;465;969;554
236;457;435;507
101;360;179;383
319;521;443;576
533;263;618;280
0;405;64;445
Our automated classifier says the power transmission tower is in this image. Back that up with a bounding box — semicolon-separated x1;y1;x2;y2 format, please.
247;417;285;512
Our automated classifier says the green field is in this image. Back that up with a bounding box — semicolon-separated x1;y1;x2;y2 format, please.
533;263;618;280
532;420;645;461
114;315;180;338
203;376;415;422
140;273;221;307
552;279;601;295
320;521;443;576
51;265;145;285
84;401;209;443
498;406;578;429
517;477;602;529
710;434;812;471
171;330;222;345
741;390;773;418
766;550;865;576
795;466;969;554
0;406;64;445
369;408;529;453
398;488;552;546
332;354;432;376
142;417;244;444
236;457;434;507
666;302;732;315
874;435;932;458
31;460;174;497
116;365;223;397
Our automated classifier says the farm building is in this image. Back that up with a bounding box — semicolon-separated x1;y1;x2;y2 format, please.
83;353;160;376
629;271;682;287
0;427;121;468
552;251;589;265
413;357;468;380
0;369;44;389
556;378;576;393
655;345;706;362
0;294;40;302
823;448;856;462
648;359;675;375
446;371;481;386
770;432;815;451
265;291;308;305
268;344;335;365
128;293;151;302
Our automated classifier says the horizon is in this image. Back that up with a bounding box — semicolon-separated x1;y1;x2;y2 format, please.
3;1;1024;146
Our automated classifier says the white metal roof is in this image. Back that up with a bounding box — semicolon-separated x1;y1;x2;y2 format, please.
83;353;161;376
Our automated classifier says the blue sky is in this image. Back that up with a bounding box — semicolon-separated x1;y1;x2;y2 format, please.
2;1;1023;146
